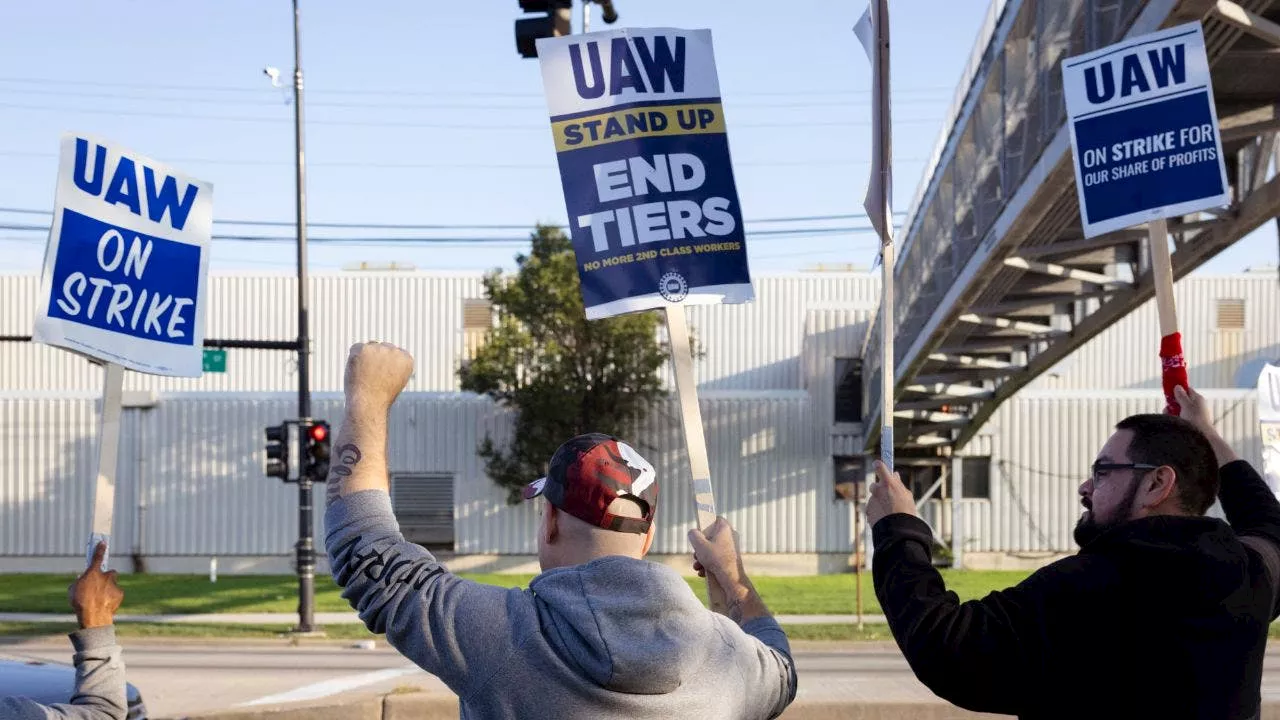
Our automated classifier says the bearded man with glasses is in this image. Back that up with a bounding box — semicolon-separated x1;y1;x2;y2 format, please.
864;384;1280;720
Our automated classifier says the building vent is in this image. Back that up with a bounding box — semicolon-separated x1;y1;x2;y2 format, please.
463;300;493;358
1216;298;1245;330
391;473;455;548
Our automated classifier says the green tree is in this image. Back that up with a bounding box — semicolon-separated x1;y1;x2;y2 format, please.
459;224;671;504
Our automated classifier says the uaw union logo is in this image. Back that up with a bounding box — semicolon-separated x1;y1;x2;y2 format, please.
658;272;689;302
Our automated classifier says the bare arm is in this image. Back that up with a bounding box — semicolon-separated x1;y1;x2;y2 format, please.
323;343;526;698
1198;423;1240;468
325;404;390;505
689;518;796;718
324;344;411;508
689;517;774;625
1174;385;1239;467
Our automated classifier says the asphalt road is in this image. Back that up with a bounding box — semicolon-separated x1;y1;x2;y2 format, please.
5;639;1280;718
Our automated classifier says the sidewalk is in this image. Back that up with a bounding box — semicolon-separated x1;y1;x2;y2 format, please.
0;611;889;625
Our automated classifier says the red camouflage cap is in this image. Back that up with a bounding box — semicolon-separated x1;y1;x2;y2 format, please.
521;433;658;534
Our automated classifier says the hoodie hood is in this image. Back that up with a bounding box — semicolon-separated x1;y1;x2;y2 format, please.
529;555;716;694
1082;515;1251;611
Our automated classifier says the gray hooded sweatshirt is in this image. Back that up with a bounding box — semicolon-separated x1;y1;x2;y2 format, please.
326;490;797;719
0;626;128;720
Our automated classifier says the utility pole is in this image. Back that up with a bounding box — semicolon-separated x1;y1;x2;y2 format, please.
290;0;317;636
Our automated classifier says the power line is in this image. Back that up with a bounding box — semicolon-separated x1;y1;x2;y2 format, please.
0;102;944;130
0;86;954;111
0;206;905;230
0;150;933;171
0;75;959;99
0;222;887;246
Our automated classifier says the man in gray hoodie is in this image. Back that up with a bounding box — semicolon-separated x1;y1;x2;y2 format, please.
325;341;798;719
2;541;128;720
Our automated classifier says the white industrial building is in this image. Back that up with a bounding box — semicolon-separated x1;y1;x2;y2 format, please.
0;270;1275;574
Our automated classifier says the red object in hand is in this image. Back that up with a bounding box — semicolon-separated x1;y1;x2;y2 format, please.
1160;332;1188;415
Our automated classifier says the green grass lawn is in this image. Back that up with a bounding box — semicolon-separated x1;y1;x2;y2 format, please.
0;569;1033;617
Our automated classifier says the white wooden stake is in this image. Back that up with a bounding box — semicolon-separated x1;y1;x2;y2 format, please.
88;362;124;571
664;304;717;531
1149;218;1178;336
880;241;895;470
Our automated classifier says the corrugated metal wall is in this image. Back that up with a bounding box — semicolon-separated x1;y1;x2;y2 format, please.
934;390;1264;554
0;274;488;394
4;388;1261;559
0;391;857;558
1;273;882;394
0;396;100;555
1029;274;1279;390
7;271;1268;395
2;271;1274;562
801;306;877;427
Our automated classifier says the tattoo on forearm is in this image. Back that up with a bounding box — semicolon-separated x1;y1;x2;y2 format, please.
727;599;745;624
326;443;364;505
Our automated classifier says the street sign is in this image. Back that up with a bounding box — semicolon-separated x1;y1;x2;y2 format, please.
1061;22;1229;238
203;348;227;373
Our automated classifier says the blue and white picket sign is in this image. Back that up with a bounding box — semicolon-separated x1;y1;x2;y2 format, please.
1062;22;1229;238
33;133;214;377
535;27;753;320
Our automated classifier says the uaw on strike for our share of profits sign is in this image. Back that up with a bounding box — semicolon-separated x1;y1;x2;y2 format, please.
1064;23;1229;237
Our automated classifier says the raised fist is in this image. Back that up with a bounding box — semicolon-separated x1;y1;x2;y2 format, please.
344;342;414;412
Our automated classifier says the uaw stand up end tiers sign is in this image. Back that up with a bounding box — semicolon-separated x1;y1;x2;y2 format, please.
536;28;752;533
1062;22;1229;415
32;133;213;570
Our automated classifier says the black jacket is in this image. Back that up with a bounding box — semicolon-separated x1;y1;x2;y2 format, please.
872;460;1280;720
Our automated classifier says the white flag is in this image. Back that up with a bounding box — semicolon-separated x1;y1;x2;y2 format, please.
856;0;893;249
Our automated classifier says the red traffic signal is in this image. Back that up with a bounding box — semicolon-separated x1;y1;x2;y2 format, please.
305;420;332;482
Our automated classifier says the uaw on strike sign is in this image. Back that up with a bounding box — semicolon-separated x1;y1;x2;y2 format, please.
33;134;213;376
1062;22;1229;238
535;28;753;319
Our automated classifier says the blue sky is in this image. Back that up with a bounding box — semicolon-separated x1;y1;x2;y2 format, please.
0;0;1272;275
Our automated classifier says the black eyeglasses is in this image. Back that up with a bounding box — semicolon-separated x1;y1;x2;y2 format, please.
1090;462;1159;483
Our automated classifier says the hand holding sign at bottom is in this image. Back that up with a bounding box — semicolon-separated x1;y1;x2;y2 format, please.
72;542;124;629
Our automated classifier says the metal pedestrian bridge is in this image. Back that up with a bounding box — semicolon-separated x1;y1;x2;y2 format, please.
863;0;1280;458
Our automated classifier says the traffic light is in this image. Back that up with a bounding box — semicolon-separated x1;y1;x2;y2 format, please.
264;423;289;480
305;420;331;482
514;0;571;58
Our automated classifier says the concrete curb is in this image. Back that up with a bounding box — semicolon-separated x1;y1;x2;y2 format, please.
171;692;1280;720
172;693;1000;720
174;693;385;720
